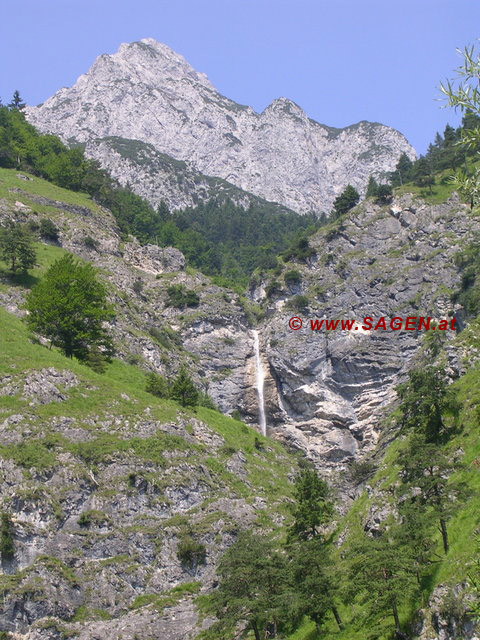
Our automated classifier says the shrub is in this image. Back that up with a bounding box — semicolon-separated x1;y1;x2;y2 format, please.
39;218;59;242
284;269;302;286
0;513;14;560
286;294;309;311
266;280;281;298
84;235;99;250
166;284;199;309
177;536;207;571
132;279;143;295
231;410;242;421
348;460;377;484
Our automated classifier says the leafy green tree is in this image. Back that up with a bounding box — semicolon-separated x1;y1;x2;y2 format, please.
366;176;379;198
396;367;458;443
25;254;114;364
398;435;469;555
440;45;480;205
208;531;301;640
289;468;333;541
170;367;199;407
8;90;26;111
332;185;360;218
395;499;437;584
347;528;417;639
289;537;343;633
0;223;36;273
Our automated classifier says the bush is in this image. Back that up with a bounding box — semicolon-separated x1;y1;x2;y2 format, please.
39;218;59;242
266;280;281;298
284;269;302;286
0;513;14;560
166;284;200;309
231;410;242;421
177;536;207;571
286;294;309;311
84;235;99;250
132;279;143;295
348;460;377;484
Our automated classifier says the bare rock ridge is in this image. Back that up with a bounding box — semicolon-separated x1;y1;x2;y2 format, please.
26;38;416;213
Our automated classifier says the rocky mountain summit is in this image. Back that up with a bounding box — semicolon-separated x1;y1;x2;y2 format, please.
26;38;416;213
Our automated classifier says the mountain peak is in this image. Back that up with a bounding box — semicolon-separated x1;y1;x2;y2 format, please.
26;39;415;213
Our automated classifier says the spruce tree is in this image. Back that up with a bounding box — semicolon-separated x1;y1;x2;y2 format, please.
8;90;26;111
170;367;199;407
332;185;360;218
288;467;333;541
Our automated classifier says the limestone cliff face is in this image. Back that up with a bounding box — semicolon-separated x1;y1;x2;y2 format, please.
26;38;415;213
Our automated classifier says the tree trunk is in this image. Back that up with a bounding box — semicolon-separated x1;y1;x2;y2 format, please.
392;600;401;631
331;605;344;630
251;622;261;640
440;518;449;554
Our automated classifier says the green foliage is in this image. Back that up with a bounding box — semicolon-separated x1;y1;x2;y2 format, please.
25;253;114;364
206;530;301;640
286;294;309;311
39;218;59;242
282;236;316;262
170;367;199;407
284;269;302;286
166;284;200;309
289;537;343;633
332;185;360;219
396;366;458;443
453;236;480;316
398;434;469;555
83;235;98;251
8;90;26;111
347;528;418;636
375;183;393;204
0;222;36;273
145;372;170;399
0;513;14;560
348;459;376;484
365;176;379;198
289;468;333;541
177;536;207;572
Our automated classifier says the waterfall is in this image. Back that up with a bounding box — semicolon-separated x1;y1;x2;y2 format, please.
252;329;267;436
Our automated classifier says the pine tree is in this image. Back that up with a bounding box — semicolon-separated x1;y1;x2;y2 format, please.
347;528;416;638
288;467;333;541
375;183;393;204
332;185;360;218
398;435;469;555
0;223;36;274
25;254;114;364
366;176;379;198
390;153;414;187
396;366;458;443
289;537;343;633
170;367;199;407
209;531;301;640
8;90;26;111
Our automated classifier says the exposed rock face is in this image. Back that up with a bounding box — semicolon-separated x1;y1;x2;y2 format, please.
248;193;480;472
26;38;416;213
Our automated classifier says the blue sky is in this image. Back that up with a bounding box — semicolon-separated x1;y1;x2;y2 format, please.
1;0;479;153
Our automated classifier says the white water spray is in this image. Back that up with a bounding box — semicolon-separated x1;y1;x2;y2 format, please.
252;329;267;436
